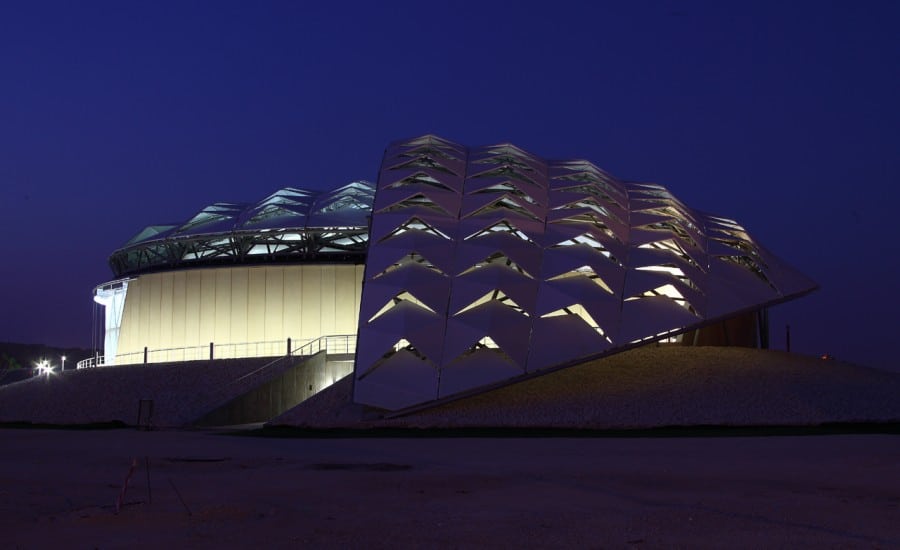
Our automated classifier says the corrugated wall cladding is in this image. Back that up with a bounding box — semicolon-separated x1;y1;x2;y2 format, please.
116;264;364;362
353;135;816;410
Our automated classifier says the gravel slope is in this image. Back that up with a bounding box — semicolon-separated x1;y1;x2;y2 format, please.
0;356;296;427
270;347;900;429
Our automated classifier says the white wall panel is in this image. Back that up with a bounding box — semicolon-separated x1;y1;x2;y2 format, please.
184;271;202;349
198;270;216;346
230;268;248;344
247;267;267;342
159;273;174;349
214;268;232;345
283;267;302;341
171;272;187;348
114;264;363;363
300;267;322;339
264;267;285;341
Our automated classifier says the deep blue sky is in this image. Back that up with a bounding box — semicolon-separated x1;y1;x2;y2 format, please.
1;1;897;371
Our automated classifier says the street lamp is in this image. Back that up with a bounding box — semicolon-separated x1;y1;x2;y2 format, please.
61;356;66;373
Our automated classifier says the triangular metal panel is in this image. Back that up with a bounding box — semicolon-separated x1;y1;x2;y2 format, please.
618;296;700;344
358;276;451;324
704;258;780;317
453;246;542;280
353;351;439;411
459;192;545;222
441;307;532;369
756;247;818;297
627;246;704;274
373;188;461;217
450;302;533;367
357;310;446;368
527;315;614;373
438;350;524;399
540;245;624;284
379;167;466;194
459;218;544;245
623;269;686;298
370;212;457;244
456;231;544;276
447;277;539;319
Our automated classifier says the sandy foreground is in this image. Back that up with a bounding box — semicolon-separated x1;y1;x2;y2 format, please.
1;428;898;549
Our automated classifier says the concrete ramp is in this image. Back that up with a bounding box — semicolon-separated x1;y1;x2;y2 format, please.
194;351;354;426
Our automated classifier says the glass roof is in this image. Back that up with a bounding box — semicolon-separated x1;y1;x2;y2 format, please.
123;181;374;246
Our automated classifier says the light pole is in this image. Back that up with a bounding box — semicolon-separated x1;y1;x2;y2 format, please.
61;355;66;373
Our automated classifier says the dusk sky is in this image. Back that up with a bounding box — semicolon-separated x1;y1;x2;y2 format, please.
1;1;897;371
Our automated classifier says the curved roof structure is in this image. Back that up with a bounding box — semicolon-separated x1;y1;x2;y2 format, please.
352;135;818;411
110;181;374;277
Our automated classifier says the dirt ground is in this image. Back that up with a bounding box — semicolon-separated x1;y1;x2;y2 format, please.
1;428;898;549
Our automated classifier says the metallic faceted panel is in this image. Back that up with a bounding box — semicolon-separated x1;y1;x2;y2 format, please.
353;135;817;411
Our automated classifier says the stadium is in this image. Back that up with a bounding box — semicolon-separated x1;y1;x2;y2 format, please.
88;181;374;367
75;134;818;418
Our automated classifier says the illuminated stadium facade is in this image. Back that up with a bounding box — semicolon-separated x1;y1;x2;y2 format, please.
87;135;816;412
90;182;373;366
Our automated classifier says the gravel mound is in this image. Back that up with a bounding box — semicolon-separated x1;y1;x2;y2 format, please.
270;347;900;429
0;356;297;427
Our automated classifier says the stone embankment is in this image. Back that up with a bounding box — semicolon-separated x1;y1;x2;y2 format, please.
0;356;296;427
271;347;900;429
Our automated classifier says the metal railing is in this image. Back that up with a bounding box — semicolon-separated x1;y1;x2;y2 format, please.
231;334;357;384
76;335;356;369
292;334;356;357
76;356;104;369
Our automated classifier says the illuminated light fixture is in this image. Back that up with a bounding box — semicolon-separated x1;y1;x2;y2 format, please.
34;359;54;377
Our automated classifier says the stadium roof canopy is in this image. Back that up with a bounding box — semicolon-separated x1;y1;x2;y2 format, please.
110;181;374;277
